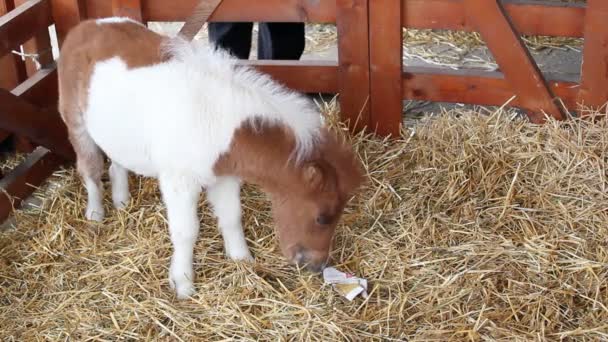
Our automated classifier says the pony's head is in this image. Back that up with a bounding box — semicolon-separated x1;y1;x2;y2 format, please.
270;129;364;272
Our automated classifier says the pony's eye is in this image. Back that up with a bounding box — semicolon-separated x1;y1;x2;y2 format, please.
316;214;332;225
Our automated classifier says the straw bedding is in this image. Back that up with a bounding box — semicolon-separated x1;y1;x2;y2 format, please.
1;100;607;340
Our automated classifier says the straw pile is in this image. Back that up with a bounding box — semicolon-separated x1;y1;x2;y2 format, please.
1;99;607;340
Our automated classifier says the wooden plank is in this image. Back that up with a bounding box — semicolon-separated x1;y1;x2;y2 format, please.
141;0;336;23
111;0;142;22
369;0;402;136
403;0;585;38
84;0;336;22
0;147;65;222
50;0;86;46
14;0;55;153
241;60;338;94
20;30;54;73
402;67;579;112
10;67;58;153
336;0;371;132
12;66;58;108
0;0;21;90
577;0;608;111
0;55;20;89
464;0;564;123
1;0;26;150
0;88;74;160
177;0;223;41
0;0;52;59
16;0;54;75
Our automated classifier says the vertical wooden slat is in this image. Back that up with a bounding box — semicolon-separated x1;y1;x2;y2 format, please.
14;0;55;153
0;88;75;160
0;0;22;90
0;55;20;89
369;0;402;136
16;0;54;74
50;0;86;46
20;31;54;74
464;0;565;123
111;0;143;23
0;0;21;147
336;0;371;133
577;0;608;111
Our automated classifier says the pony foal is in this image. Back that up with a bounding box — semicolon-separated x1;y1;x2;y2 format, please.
58;18;364;298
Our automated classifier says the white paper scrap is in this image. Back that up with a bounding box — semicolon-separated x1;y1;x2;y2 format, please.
322;267;368;301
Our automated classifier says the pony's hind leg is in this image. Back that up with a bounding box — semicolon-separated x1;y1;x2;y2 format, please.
207;177;253;261
69;129;105;222
109;161;130;209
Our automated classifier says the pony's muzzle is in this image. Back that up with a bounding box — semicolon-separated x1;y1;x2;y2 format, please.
293;247;330;273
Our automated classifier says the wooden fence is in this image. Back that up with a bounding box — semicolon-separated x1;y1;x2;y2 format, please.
0;0;606;222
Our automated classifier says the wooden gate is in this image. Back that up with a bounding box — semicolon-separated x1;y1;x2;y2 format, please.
369;0;607;136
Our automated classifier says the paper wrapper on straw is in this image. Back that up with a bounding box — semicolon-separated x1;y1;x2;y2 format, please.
323;267;368;301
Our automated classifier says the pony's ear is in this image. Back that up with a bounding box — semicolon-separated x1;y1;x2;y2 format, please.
320;128;366;196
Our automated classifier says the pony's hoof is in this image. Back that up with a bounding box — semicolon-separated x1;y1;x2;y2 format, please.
229;250;254;262
173;282;195;299
112;194;130;210
85;206;104;222
170;267;195;299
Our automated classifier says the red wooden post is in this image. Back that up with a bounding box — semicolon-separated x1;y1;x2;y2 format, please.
14;0;54;74
14;0;55;153
336;0;371;133
111;0;143;23
369;0;402;136
577;0;608;113
464;0;565;123
0;0;22;90
50;0;86;46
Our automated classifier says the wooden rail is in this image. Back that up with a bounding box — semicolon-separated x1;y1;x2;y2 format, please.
376;0;598;135
403;0;585;37
0;0;53;58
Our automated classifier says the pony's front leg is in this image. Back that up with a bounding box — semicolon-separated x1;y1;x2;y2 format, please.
159;175;201;299
207;177;253;261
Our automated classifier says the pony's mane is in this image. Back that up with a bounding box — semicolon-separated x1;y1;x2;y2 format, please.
160;36;324;164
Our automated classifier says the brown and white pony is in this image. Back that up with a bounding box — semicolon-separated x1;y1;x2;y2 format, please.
57;17;364;298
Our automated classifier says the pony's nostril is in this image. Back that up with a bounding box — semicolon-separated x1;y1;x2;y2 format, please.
294;251;305;265
306;262;326;273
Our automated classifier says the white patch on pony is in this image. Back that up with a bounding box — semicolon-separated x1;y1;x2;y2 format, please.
207;177;253;261
95;17;144;26
84;177;104;222
109;161;130;209
160;37;323;163
86;39;323;186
